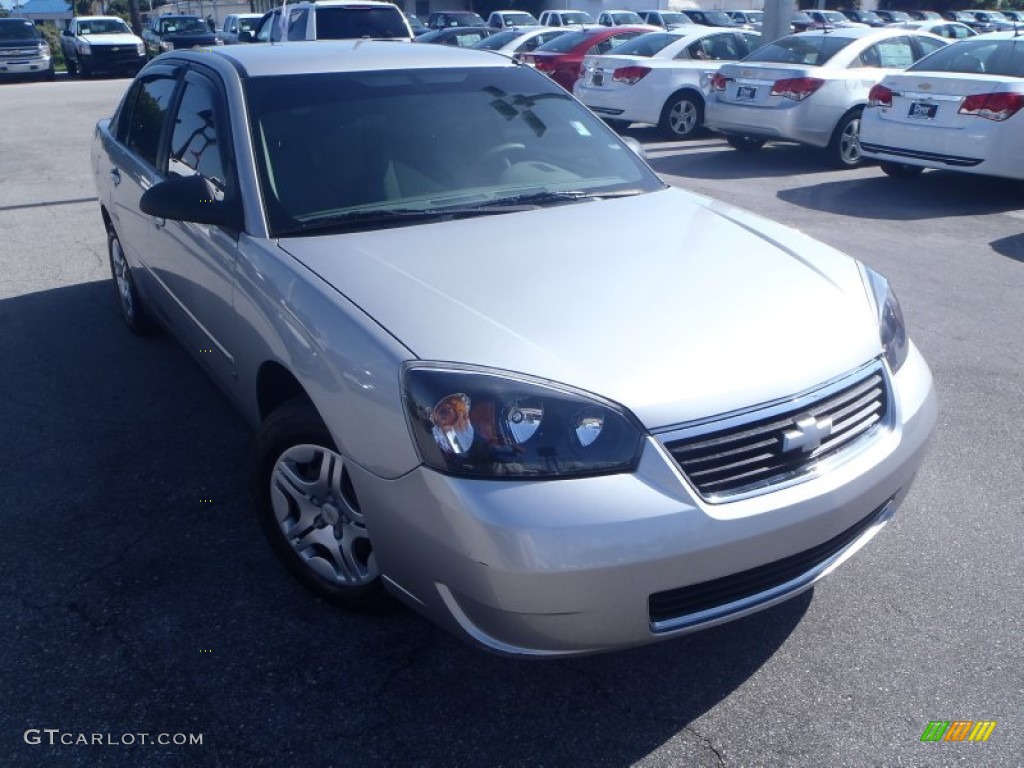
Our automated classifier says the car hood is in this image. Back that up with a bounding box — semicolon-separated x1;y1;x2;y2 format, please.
79;33;141;44
279;187;880;429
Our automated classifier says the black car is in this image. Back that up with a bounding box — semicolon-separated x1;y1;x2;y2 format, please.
839;9;887;27
415;26;494;46
425;11;487;29
680;9;738;27
142;15;221;59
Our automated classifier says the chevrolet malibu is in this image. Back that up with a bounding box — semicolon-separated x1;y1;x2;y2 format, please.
92;42;935;656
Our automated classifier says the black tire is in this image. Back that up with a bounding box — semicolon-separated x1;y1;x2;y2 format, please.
253;398;386;610
726;135;766;151
79;59;91;79
107;228;155;335
880;162;924;178
605;119;631;132
659;92;704;140
829;108;864;168
66;57;77;75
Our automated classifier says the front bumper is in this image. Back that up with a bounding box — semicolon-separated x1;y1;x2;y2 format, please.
355;347;936;656
0;54;51;76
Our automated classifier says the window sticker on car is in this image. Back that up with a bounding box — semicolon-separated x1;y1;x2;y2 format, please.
571;120;592;136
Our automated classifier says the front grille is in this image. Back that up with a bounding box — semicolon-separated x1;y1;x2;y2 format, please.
664;364;888;500
0;49;41;59
649;497;892;627
91;46;141;64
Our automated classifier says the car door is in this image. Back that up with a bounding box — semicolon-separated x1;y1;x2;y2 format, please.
147;65;242;389
104;65;181;313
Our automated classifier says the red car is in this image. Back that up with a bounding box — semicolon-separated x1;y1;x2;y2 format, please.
518;26;651;91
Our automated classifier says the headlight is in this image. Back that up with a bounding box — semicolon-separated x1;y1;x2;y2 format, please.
862;266;909;373
215;38;225;45
403;365;644;478
76;41;91;55
160;40;174;51
136;42;145;55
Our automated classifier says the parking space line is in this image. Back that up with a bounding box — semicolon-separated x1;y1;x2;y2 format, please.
0;196;98;213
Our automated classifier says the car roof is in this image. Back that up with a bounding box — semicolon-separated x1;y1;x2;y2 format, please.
167;39;516;77
74;15;128;21
287;0;399;5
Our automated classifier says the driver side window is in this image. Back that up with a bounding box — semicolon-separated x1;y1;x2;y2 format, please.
167;72;232;201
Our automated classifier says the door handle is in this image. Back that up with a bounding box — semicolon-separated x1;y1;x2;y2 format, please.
109;168;121;186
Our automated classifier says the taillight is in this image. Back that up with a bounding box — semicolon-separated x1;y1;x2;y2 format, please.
710;72;729;91
770;77;825;101
867;84;892;108
959;92;1024;121
611;65;651;85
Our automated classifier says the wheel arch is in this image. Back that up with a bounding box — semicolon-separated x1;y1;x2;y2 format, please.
662;86;705;115
256;360;312;422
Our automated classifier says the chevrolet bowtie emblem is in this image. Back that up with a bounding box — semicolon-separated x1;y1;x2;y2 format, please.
782;414;833;453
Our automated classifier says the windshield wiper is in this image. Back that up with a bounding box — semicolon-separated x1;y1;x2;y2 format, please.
276;189;648;236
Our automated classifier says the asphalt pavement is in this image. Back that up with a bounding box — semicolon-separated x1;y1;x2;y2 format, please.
1;77;1021;767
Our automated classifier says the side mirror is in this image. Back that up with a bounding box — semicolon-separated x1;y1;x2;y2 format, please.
140;174;242;230
621;136;646;160
63;29;73;36
238;30;254;42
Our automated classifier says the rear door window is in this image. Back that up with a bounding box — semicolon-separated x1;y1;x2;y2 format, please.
124;75;178;169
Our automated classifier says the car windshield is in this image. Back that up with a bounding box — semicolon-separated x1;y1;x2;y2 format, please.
160;18;209;35
701;12;734;26
821;12;847;23
661;13;692;25
609;32;679;56
612;12;643;24
472;28;521;48
78;19;131;34
239;17;260;32
860;12;883;23
0;20;41;40
559;12;591;24
502;13;536;25
316;7;410;38
245;67;661;236
535;29;591;51
744;34;856;66
888;12;910;22
908;38;1024;77
445;13;485;26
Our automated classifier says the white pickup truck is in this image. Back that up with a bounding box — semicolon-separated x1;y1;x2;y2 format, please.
60;16;145;78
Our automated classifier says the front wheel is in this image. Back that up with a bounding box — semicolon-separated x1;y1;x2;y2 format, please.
726;135;766;151
253;399;385;609
659;93;703;140
880;162;924;178
65;57;78;75
829;108;864;168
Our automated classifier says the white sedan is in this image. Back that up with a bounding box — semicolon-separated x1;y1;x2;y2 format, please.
705;28;948;167
860;32;1024;179
889;20;978;40
574;28;762;138
471;26;570;57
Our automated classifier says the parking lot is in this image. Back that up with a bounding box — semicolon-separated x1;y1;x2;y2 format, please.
1;76;1022;766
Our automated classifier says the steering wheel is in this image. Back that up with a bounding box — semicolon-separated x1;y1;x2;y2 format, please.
473;142;528;175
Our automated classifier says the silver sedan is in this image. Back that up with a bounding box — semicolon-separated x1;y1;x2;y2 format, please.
92;41;935;656
705;28;948;166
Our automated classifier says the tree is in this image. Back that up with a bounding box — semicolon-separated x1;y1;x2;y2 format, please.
127;0;143;35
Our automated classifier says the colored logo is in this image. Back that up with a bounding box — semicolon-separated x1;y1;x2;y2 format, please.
921;721;996;742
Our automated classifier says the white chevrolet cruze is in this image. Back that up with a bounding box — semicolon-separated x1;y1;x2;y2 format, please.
92;42;935;656
706;28;948;167
574;27;761;138
860;32;1024;179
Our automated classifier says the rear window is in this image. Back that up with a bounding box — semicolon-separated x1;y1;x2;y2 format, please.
908;38;1024;77
535;29;590;52
0;20;40;40
743;34;856;66
315;6;409;39
473;29;519;49
608;32;679;57
700;12;734;26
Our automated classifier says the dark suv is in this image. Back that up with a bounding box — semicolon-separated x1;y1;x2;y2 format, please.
0;18;54;81
142;15;221;59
